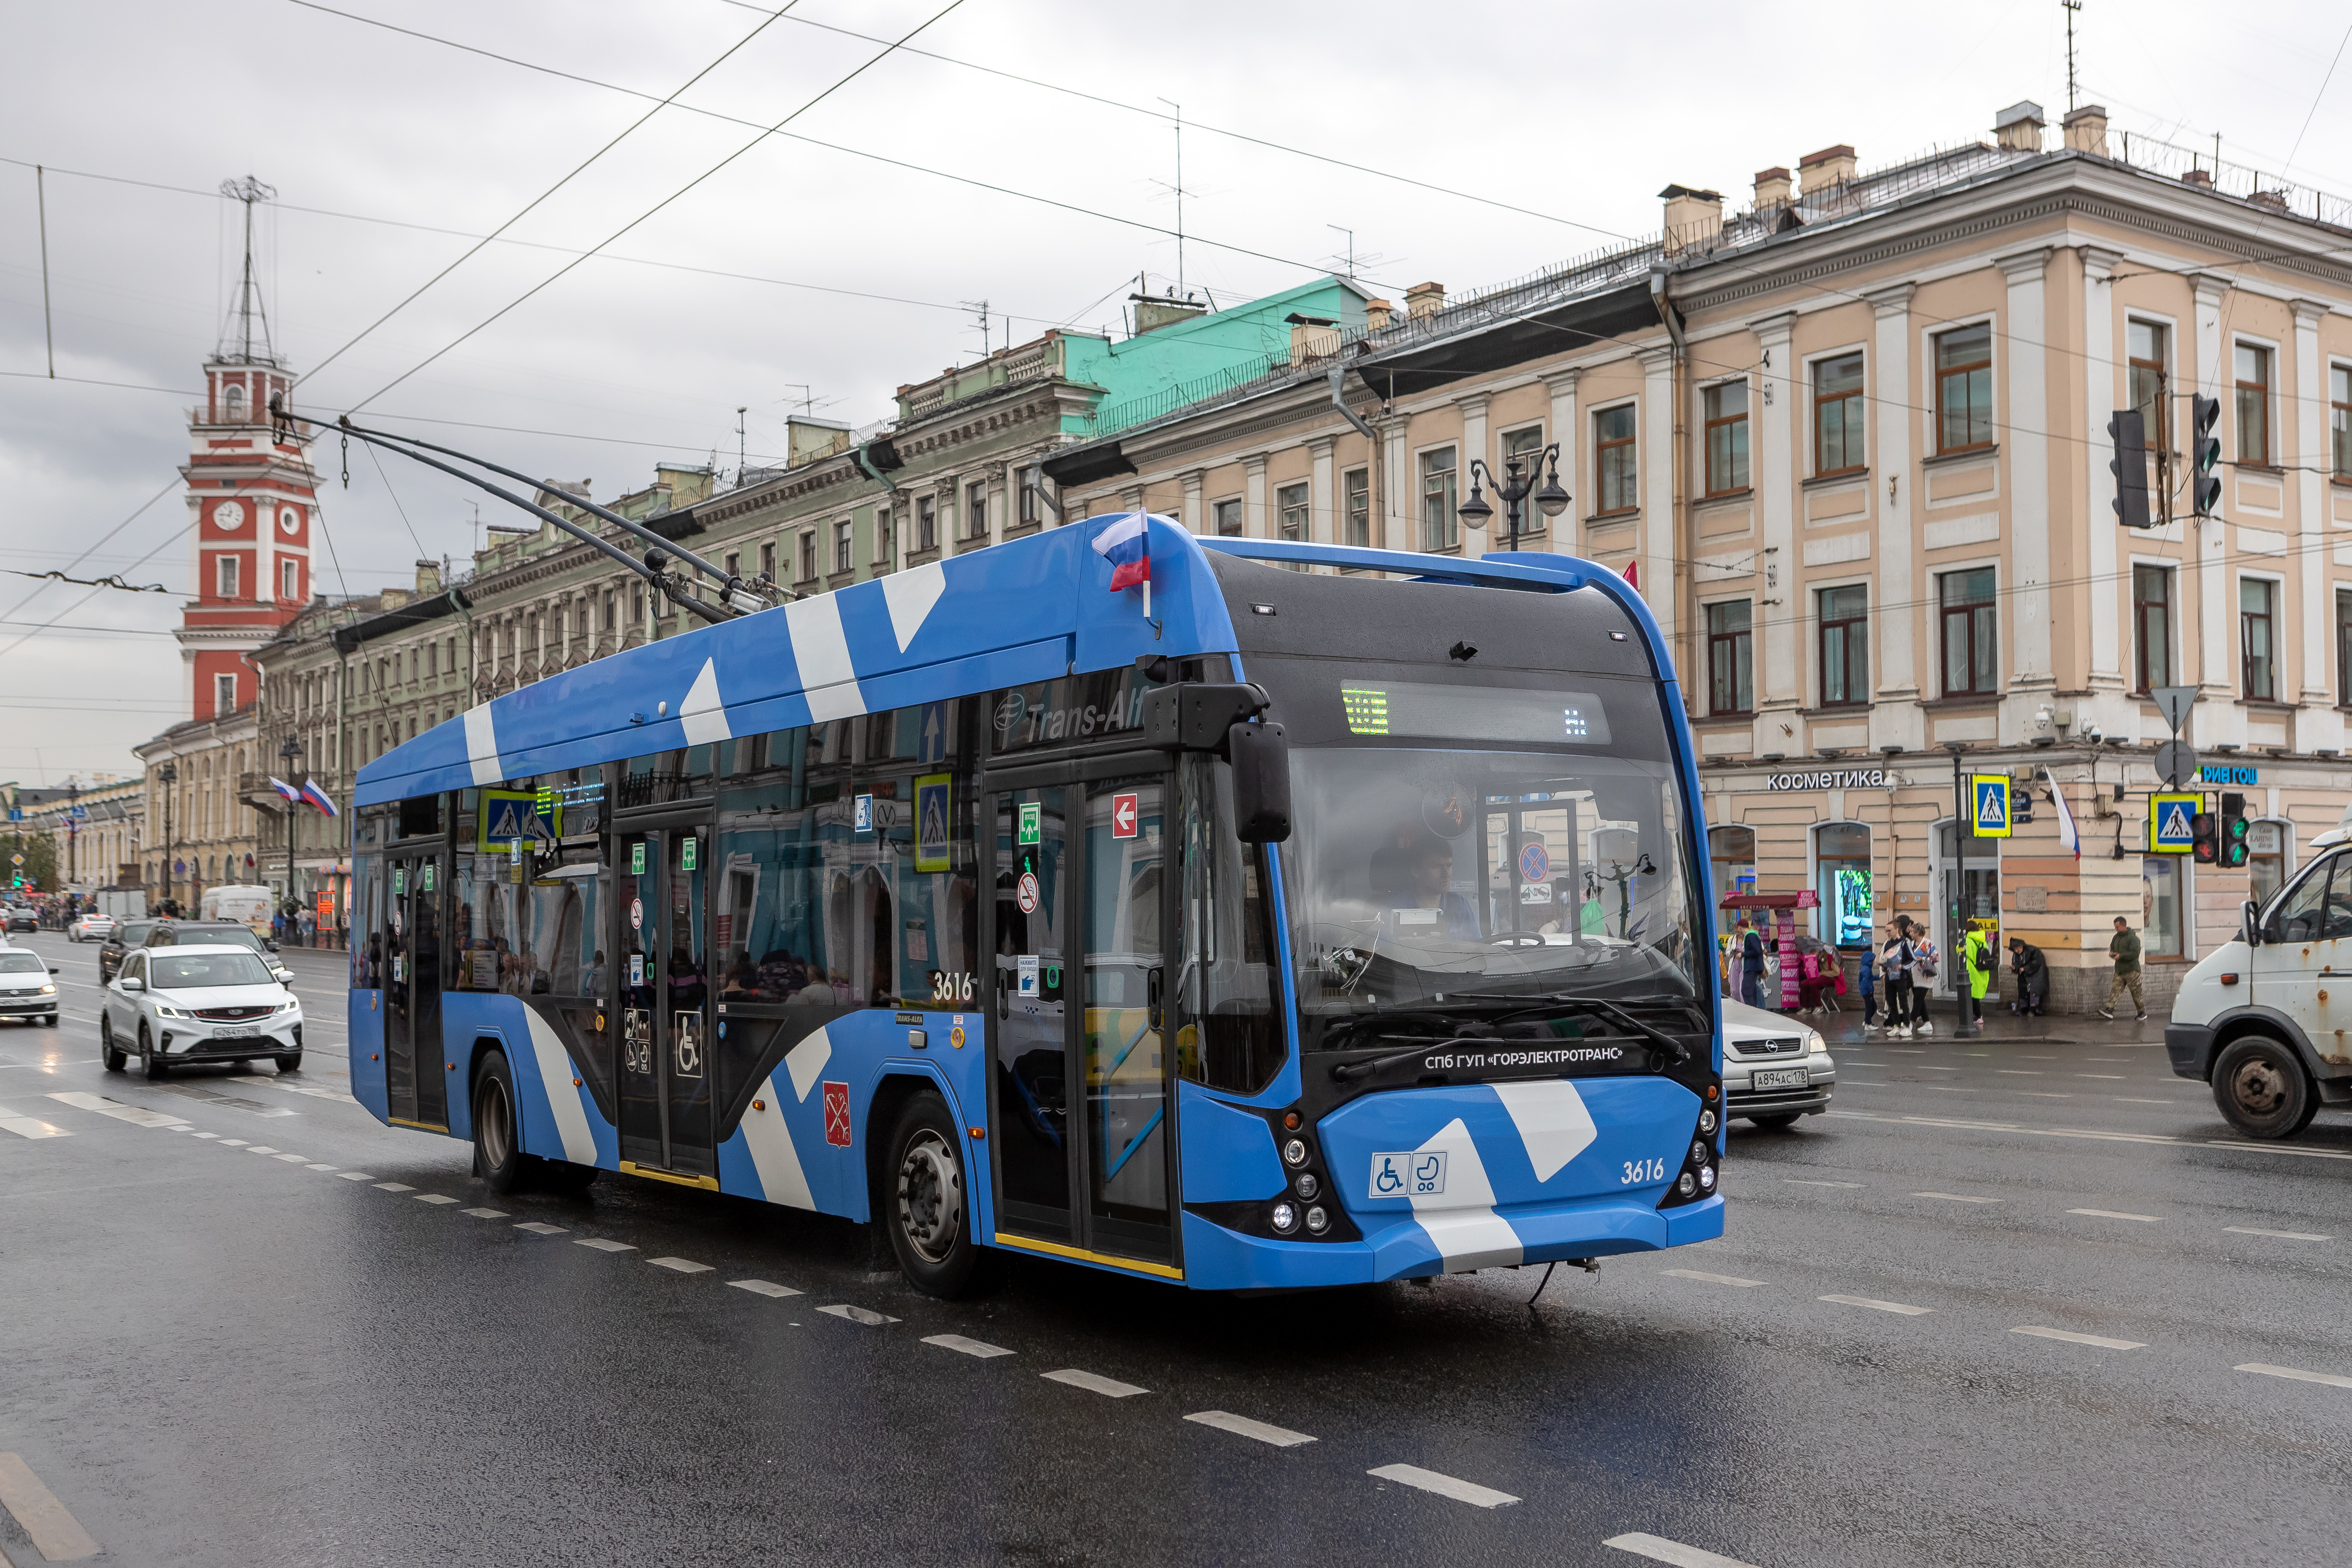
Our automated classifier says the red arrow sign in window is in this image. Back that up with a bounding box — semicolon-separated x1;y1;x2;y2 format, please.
1111;792;1139;839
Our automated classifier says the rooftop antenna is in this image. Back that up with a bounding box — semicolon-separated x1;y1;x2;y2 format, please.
468;500;481;558
1158;98;1184;297
216;174;279;364
736;406;747;483
2062;0;2081;114
960;299;992;358
1328;225;1356;279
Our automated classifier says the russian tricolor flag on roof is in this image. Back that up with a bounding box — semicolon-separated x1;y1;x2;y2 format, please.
1091;510;1155;591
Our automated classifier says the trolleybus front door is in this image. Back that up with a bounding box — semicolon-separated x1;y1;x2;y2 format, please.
385;852;447;1129
988;775;1176;1272
617;826;716;1183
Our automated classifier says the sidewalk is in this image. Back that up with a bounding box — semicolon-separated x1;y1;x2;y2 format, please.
1770;998;2168;1049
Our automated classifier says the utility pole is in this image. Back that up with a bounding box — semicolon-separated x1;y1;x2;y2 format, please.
1157;98;1185;296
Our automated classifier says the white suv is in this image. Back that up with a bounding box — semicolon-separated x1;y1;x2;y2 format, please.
101;944;304;1078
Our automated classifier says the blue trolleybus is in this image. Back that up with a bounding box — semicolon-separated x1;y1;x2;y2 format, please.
347;520;1723;1294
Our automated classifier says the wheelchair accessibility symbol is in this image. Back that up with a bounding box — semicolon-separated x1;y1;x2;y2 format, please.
1368;1149;1448;1200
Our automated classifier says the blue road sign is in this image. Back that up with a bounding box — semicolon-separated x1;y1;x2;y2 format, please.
1971;774;2012;838
2149;792;2199;853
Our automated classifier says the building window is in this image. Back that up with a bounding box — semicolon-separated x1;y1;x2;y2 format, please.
1706;599;1753;715
966;480;988;539
913;496;934;554
1019;479;1039;526
1939;568;1997;696
2132;565;2172;694
758;542;775;583
214;673;237;715
2128;320;2167;441
1709;824;1756;905
2247;819;2289;908
602;590;616;630
2241;578;2276;700
2143;856;2184;959
723;551;739;582
2337;591;2352;705
1814;352;1865;475
1277;481;1309;542
1418;447;1459;551
1500;425;1548;532
1703;381;1749;495
1594;405;1637;513
1212;498;1243;537
2333;366;2352;477
874;508;893;565
280;558;298;601
1343;467;1370;547
834;520;854;574
217;554;239;599
1815;823;1872;947
1818;584;1868;707
2235;343;2272;466
1934;322;1994;454
799;532;817;584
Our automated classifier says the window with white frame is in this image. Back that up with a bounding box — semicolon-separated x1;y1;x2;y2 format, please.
1500;424;1548;532
1342;467;1370;547
1594;405;1637;513
214;673;237;715
1277;481;1309;542
834;520;853;574
966;480;989;539
2241;577;2276;700
1212;498;1243;537
216;554;239;599
1418;446;1458;551
280;558;298;601
2235;343;2273;466
1815;352;1865;474
1703;381;1749;494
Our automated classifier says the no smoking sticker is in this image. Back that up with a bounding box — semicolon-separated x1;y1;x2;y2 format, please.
1016;871;1040;913
629;898;643;930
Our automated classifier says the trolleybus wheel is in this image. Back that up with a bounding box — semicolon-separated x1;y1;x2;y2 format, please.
472;1048;535;1193
886;1091;986;1298
2213;1035;2318;1140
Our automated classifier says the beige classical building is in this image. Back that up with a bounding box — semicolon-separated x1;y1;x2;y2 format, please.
1036;100;2352;1013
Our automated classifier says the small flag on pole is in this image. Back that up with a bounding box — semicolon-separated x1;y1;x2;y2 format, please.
1092;511;1152;591
267;776;301;804
299;779;339;818
2044;766;2078;860
1621;558;1641;590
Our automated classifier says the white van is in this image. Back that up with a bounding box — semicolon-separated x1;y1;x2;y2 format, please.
2168;811;2352;1138
198;884;275;937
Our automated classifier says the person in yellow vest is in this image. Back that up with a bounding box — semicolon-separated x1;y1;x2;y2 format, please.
1960;924;1994;1035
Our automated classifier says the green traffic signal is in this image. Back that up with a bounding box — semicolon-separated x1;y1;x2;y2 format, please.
2220;790;2251;869
2190;394;2223;517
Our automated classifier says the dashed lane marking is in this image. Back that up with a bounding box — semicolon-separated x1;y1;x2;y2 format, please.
2224;1226;2332;1241
1661;1269;1763;1287
0;1107;68;1139
1831;1109;2352;1160
251;1076;359;1105
272;1153;307;1163
460;1207;507;1219
1995;1070;2044;1076
1041;1368;1145;1397
2068;1208;2159;1222
818;1304;899;1327
1821;1294;1933;1316
2017;1092;2073;1099
44;1091;188;1130
1914;1192;2001;1204
514;1222;567;1236
415;1194;458;1205
925;1333;1015;1359
2012;1325;2145;1350
190;1131;218;1140
648;1257;713;1274
2237;1362;2352;1390
218;1139;248;1147
1367;1463;1519;1509
1604;1533;1762;1568
304;1162;336;1171
373;1182;415;1193
247;1147;279;1155
0;1451;100;1561
1186;1410;1313;1447
727;1278;801;1298
335;1171;373;1181
576;1238;635;1253
1783;1179;1863;1188
2074;1074;2125;1079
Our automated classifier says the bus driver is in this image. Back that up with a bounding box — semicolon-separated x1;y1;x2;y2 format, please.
1370;830;1481;940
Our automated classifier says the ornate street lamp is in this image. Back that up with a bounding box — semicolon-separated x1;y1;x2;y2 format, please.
157;760;178;914
1457;444;1571;553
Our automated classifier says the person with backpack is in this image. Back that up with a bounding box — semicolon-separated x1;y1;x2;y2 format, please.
2008;937;2048;1016
1960;924;1994;1035
1880;920;1916;1039
1903;918;1939;1034
1858;926;1879;1028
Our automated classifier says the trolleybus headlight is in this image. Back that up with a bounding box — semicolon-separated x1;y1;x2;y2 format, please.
1304;1205;1329;1235
1294;1171;1320;1200
1281;1137;1309;1167
1677;1172;1696;1197
1691;1140;1708;1165
1698;1165;1716;1192
1698;1108;1717;1135
1271;1201;1300;1234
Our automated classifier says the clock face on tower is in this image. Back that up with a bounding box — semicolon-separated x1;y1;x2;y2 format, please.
279;506;300;536
214;500;245;532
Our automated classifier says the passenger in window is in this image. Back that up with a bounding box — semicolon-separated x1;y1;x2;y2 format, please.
1370;831;1480;940
584;949;606;995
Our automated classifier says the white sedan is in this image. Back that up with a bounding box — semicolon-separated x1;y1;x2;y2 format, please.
68;913;117;943
1720;997;1836;1128
101;943;303;1079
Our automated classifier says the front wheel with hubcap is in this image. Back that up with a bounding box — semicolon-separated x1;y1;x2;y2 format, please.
885;1091;986;1298
2214;1035;2319;1139
140;1024;167;1080
472;1048;537;1193
101;1014;125;1072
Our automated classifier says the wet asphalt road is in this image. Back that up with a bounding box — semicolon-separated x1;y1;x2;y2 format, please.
3;929;2349;1568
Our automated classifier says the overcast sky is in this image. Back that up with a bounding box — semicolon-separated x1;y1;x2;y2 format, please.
3;0;2348;784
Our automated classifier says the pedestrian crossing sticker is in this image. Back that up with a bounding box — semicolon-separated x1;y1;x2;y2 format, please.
477;788;559;853
1970;774;2012;838
2149;792;2200;854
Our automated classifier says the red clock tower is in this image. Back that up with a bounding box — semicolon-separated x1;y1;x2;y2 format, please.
176;176;315;722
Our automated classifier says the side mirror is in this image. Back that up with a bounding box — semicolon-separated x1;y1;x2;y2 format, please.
2242;898;2263;948
121;978;145;993
1228;721;1293;843
47;966;58;975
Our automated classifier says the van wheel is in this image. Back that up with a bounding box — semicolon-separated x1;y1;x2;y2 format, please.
471;1049;536;1193
885;1091;989;1298
2214;1035;2319;1140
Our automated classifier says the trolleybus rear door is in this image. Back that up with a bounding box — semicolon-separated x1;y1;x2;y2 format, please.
617;827;717;1183
990;786;1073;1241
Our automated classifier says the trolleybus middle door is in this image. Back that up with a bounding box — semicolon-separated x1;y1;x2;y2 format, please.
617;826;718;1183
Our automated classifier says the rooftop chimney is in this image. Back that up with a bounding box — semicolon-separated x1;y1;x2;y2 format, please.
1405;281;1446;321
414;559;441;597
1132;296;1208;335
1659;185;1724;255
1364;299;1395;331
1285;312;1341;365
1753;166;1793;210
2061;104;2109;157
1994;100;2046;153
1798;144;1856;196
2181;168;2214;189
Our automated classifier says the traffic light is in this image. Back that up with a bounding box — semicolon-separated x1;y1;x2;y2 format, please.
2108;408;2151;529
2220;791;2251;868
2191;810;2219;864
2190;395;2223;517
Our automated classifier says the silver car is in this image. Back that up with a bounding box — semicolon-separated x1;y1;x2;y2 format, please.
0;947;61;1026
100;944;304;1078
1721;997;1835;1128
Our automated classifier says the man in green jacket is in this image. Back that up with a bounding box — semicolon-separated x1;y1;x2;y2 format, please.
2100;916;2147;1021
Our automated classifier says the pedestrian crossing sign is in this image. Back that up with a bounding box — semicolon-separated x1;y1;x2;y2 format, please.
1970;774;2012;838
477;788;560;853
2149;792;2200;854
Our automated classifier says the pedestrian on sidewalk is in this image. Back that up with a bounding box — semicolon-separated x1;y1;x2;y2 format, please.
1880;921;1916;1038
1960;924;1993;1035
1903;918;1939;1034
1739;916;1767;1008
2007;937;2048;1016
2100;916;2147;1021
1858;928;1879;1027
